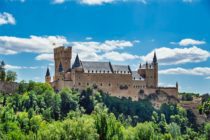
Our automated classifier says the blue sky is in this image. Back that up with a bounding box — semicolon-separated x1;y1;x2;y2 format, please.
0;0;210;94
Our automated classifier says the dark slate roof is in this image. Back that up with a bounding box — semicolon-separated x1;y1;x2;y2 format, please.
153;52;157;64
112;65;131;74
72;54;82;68
132;71;144;81
81;61;112;73
45;67;50;77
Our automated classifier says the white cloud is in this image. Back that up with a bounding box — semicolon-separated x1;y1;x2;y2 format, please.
159;67;210;76
5;64;39;70
52;0;147;5
35;53;54;61
85;37;93;40
0;12;16;25
141;46;210;65
80;0;114;5
178;38;205;46
171;38;206;46
0;35;68;55
102;51;139;61
206;76;210;80
52;0;65;4
0;35;139;63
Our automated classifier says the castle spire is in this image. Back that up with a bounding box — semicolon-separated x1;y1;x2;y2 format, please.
59;62;63;72
153;51;157;64
45;67;50;77
139;63;141;68
72;54;81;68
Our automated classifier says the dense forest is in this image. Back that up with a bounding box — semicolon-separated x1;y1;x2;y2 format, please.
0;81;209;140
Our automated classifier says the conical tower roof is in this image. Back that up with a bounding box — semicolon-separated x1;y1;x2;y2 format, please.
72;54;81;68
153;51;157;64
45;67;50;77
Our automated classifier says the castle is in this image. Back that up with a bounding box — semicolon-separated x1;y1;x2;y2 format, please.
45;46;178;101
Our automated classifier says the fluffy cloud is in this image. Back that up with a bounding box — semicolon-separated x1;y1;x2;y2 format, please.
52;0;65;4
0;35;137;62
178;38;206;46
5;64;38;70
141;46;210;65
52;0;147;5
159;67;210;76
79;0;114;5
35;40;138;62
102;51;139;61
0;35;68;55
35;53;54;61
0;12;16;25
206;76;210;80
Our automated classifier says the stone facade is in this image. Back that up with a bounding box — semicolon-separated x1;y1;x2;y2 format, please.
46;46;178;101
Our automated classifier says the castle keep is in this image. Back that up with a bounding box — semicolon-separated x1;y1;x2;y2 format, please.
45;46;178;101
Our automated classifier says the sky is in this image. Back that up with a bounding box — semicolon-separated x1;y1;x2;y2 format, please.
0;0;210;94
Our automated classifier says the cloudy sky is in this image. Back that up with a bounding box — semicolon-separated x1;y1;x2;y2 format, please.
0;0;210;94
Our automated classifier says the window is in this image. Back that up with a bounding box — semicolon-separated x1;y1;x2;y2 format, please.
96;70;97;73
92;70;94;73
78;82;81;86
109;83;111;86
87;83;89;86
100;83;103;86
88;70;90;73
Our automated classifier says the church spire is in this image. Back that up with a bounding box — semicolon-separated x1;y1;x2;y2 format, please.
153;51;157;64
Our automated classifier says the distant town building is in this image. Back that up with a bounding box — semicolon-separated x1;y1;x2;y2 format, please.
45;46;178;100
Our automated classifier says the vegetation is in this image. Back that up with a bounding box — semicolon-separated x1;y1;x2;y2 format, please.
0;61;17;82
0;81;209;140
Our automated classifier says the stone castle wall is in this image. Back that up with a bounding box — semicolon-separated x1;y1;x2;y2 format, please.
0;81;18;94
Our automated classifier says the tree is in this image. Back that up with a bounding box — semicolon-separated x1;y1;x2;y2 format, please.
134;122;155;140
167;122;181;140
205;123;210;140
60;88;79;117
6;70;17;82
0;61;6;81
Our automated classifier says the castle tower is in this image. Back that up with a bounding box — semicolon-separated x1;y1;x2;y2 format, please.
45;67;51;83
153;51;158;88
54;46;72;80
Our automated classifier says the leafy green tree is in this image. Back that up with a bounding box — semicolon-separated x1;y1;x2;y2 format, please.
6;70;17;82
52;94;61;120
17;112;30;133
134;122;155;140
159;114;167;133
60;88;79;117
205;123;210;140
0;61;6;81
167;122;181;140
63;115;98;140
43;108;52;122
79;88;95;114
29;115;42;134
